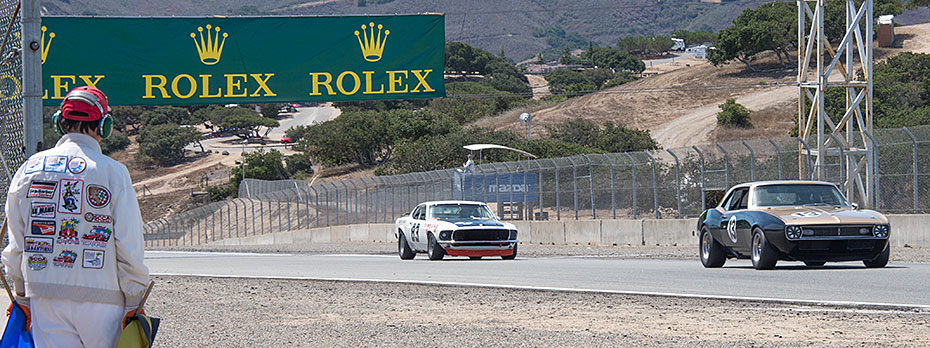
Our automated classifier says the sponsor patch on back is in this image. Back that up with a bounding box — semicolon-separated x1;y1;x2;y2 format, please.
31;220;56;235
30;202;56;218
24;157;43;174
58;179;84;215
25;237;54;253
84;212;112;224
27;181;57;199
82;249;105;269
43;156;68;173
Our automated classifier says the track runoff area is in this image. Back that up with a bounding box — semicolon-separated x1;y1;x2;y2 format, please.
147;251;930;311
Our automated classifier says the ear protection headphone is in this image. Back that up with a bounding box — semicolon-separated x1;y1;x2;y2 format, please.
52;89;113;139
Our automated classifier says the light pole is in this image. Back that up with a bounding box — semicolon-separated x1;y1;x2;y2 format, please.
519;112;532;140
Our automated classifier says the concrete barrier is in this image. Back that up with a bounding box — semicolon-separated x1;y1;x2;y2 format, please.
888;214;930;249
643;218;698;246
197;215;930;249
601;220;644;246
533;221;565;244
564;220;600;245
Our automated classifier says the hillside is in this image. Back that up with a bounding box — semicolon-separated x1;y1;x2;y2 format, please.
40;0;763;61
477;22;930;150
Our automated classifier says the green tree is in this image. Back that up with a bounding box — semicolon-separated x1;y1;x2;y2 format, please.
585;46;645;73
594;122;660;152
207;150;289;201
716;98;753;128
136;123;200;165
545;69;594;94
141;106;194;126
384;127;521;174
707;2;796;70
101;131;130;155
671;30;717;46
546;117;601;147
258;103;283;119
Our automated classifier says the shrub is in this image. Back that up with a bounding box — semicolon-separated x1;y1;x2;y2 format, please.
716;98;753;128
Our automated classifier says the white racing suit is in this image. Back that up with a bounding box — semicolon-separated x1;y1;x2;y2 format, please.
2;133;149;348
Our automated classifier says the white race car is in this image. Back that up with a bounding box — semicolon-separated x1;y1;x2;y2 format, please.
395;201;519;260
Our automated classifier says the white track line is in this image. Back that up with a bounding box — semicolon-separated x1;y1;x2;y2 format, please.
152;272;930;312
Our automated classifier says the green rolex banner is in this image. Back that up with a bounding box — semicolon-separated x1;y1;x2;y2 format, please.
40;15;445;106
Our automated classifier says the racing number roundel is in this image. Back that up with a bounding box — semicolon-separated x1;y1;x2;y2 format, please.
727;215;738;243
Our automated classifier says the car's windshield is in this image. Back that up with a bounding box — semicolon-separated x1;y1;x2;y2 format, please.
754;184;849;207
429;204;496;221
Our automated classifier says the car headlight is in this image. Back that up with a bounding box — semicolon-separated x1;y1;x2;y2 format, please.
439;231;452;240
509;230;518;240
872;225;889;238
785;225;802;240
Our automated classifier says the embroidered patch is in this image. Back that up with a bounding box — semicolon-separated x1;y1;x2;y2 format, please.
86;185;110;208
30;220;56;235
30;202;56;219
67;157;87;174
58;179;83;214
27;180;57;199
28;255;47;271
24;237;54;253
43;156;68;173
84;212;113;224
52;250;77;268
57;218;80;245
24;157;43;174
82;249;105;269
81;225;112;248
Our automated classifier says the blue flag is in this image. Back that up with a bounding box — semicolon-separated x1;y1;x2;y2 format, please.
0;301;34;348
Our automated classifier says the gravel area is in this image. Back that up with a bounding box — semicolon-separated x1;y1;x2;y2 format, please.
154;241;930;262
148;275;930;347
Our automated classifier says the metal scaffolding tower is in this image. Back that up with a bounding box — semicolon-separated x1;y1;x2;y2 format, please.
797;0;876;207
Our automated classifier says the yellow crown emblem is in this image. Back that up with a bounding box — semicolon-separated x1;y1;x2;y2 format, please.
354;22;389;62
190;24;228;65
41;26;54;65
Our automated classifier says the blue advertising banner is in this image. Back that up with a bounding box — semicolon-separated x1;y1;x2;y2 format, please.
454;173;538;203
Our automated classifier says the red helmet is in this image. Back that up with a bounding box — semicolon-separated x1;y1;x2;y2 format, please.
59;86;110;122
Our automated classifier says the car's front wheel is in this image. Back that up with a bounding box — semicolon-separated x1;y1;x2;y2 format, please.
751;228;778;270
699;227;726;268
398;232;415;260
427;234;445;260
863;245;890;268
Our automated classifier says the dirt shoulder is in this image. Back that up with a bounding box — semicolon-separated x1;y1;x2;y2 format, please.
153;242;930;263
147;275;930;347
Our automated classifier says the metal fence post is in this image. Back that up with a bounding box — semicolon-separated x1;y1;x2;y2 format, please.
533;160;543;220
339;181;350;225
310;185;321;227
518;161;529;220
643;152;660;219
903;127;918;213
715;143;730;188
742;140;756;181
548;159;560;220
580;154;596;219
693;146;706;212
348;179;359;224
797;137;815;179
666;150;682;218
231;199;241;238
566;156;579;220
826;134;847;189
863;130;880;209
603;154;617;219
768;139;783;180
622;153;637;219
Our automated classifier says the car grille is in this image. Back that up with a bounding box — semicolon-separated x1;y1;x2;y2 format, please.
801;225;874;237
453;229;512;241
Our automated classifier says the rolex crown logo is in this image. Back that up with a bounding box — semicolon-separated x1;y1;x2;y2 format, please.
41;26;55;65
354;22;389;62
190;24;228;65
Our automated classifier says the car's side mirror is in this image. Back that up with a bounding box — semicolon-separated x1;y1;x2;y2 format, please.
851;203;860;210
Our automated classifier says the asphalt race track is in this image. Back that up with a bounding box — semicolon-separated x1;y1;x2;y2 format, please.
146;251;930;309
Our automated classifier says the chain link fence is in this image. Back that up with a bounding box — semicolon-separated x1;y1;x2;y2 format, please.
143;124;930;248
0;0;25;223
